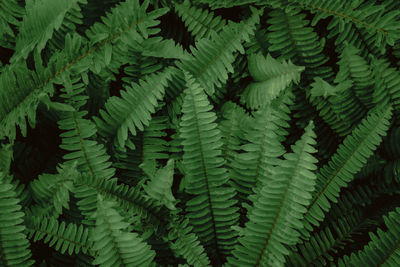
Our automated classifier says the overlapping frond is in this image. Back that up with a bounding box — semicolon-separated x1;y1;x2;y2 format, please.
179;73;239;258
241;53;304;109
371;57;400;124
335;43;374;109
94;68;173;149
29;163;78;216
91;195;156;267
338;207;400;267
168;215;212;267
11;0;87;62
0;0;24;45
177;8;261;97
144;159;176;210
266;7;333;80
291;0;400;48
229;90;293;205
0;0;168;142
302;105;392;239
227;121;318;267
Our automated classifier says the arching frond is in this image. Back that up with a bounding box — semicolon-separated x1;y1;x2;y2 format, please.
302;105;392;239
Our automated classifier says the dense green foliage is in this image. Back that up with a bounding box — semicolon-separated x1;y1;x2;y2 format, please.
1;0;400;266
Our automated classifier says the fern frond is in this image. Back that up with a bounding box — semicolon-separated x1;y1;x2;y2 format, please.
175;0;226;40
94;68;173;149
303;105;392;239
0;0;168;142
229;90;293;205
25;215;93;256
241;53;304;109
11;0;87;62
218;101;249;170
0;172;34;267
58;110;115;181
177;8;261;97
74;173;170;231
168;215;212;267
266;8;333;81
338;207;400;267
335;43;375;109
144;159;176;210
371;57;400;124
91;195;156;267
0;0;24;44
293;0;400;47
29;163;78;216
227;121;318;267
287;210;370;266
179;73;239;258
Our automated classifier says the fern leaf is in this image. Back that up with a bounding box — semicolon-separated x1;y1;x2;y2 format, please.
293;0;400;47
371;57;400;124
58;110;115;181
144;159;176;210
227;121;318;267
230;90;293;205
179;73;239;258
338;207;400;267
177;8;261;96
303;105;392;238
25;215;93;256
335;43;374;109
29;163;78;216
91;195;156;267
94;68;173;149
12;0;87;62
175;0;226;40
74;173;170;231
266;8;333;80
241;53;304;109
168;215;212;267
0;172;34;267
0;0;24;42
